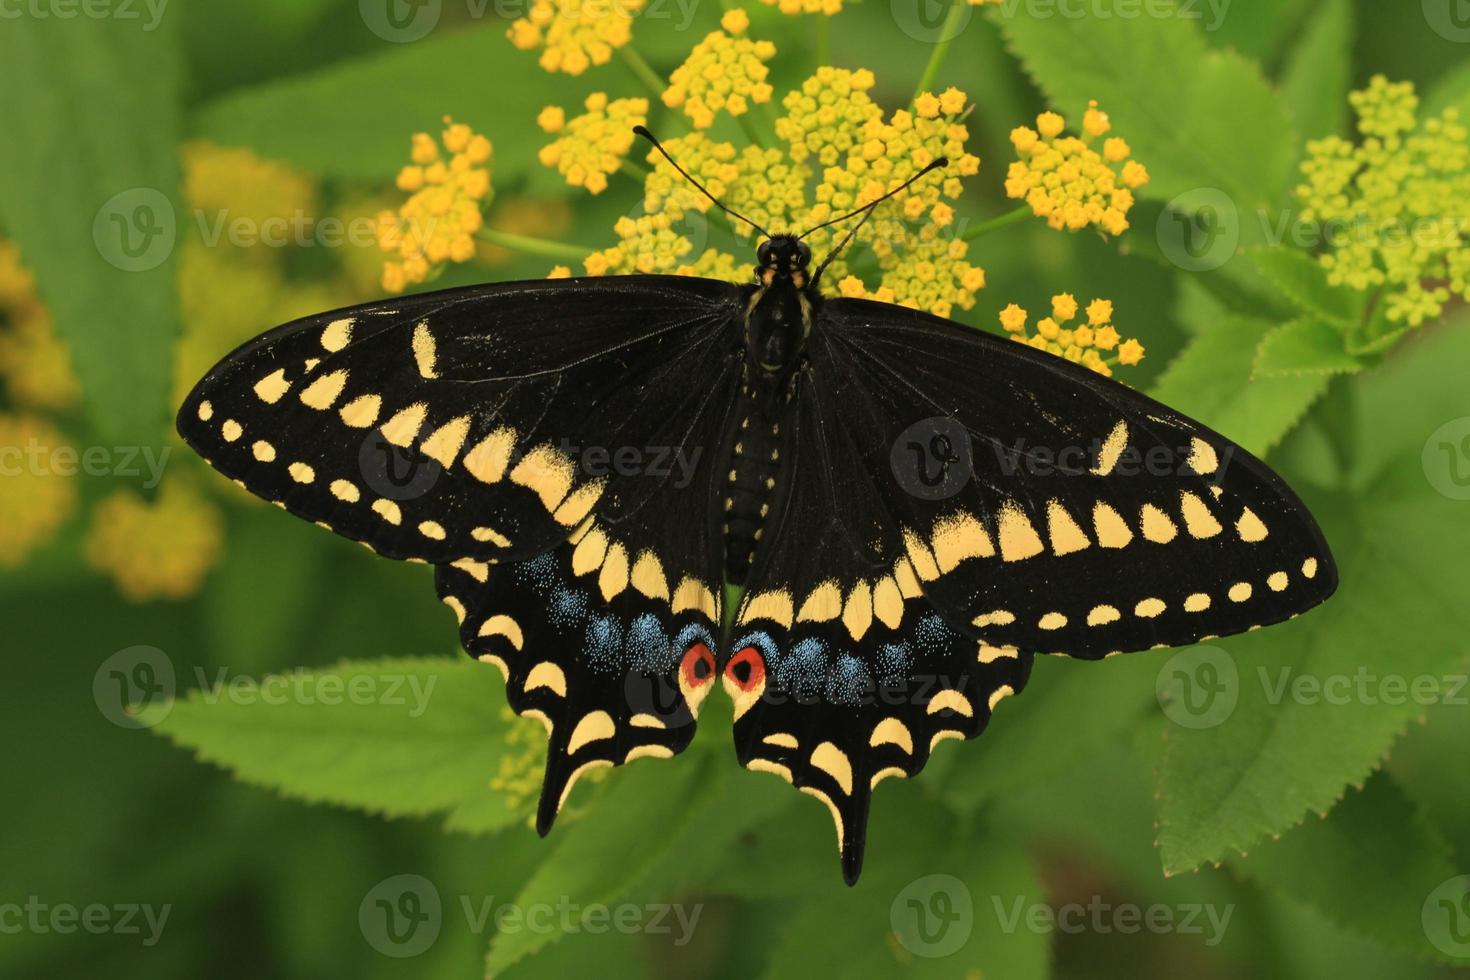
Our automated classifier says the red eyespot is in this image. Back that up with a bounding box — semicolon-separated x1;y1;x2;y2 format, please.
680;642;716;689
724;646;766;692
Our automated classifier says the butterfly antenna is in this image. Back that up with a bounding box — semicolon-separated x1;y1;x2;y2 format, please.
806;157;949;284
633;126;770;240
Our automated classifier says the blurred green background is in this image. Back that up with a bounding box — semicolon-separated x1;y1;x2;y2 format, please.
4;0;1470;977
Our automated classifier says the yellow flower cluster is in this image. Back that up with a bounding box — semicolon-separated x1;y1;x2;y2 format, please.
1296;76;1470;326
0;413;78;568
641;132;742;219
0;241;79;411
662;10;775;130
582;213;742;280
376;118;493;293
758;0;841;16
1006;101;1149;235
507;0;643;76
85;478;225;602
182;141;318;235
997;294;1144;376
538;94;647;194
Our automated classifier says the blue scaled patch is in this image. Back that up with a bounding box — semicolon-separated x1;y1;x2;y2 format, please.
627;613;675;674
824;654;872;705
875;641;913;684
584;613;625;673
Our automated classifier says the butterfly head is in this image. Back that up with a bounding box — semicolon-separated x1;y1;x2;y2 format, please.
756;235;812;290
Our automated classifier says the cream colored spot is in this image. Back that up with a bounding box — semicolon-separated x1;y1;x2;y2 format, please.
571;527;608;576
671;577;718;620
463;427;516;483
471;526;511;548
380;403;427;448
797;580;842;622
371;499;402;525
739;590;794;628
930;730;965;752
338;394;381;428
747;758;794;783
872;576;904;629
253;368;290;404
997;501;1044;562
197;400;213;421
930;511;995;571
631;550;669;600
558;759;612;811
625;745;674;763
871;767;907;790
418;520;446;541
1140;504;1178;543
763;733;799;750
320;317;353;352
511;444;576;511
524;661;567;696
973;609;1016;628
330;479;360;503
1135;597;1166;618
1093;502;1133;548
553;480;604;527
1092;420;1128;475
902;529;941;580
567;711;616;755
1046;500;1091;556
412;321;437;378
1180;491;1223;538
478;614;524;649
1228;581;1253;602
630;714;666;729
221;419;243;442
978;643;1019;663
1087;605;1120;626
299;370;348;410
1236;507;1269;542
1268;571;1289;592
988;685;1016;710
1039;611;1068;630
442;595;466;624
477;654;508;680
892;558;921;598
1184;592;1211;612
252;440;276;462
420;416;471;467
288;462;315;484
870;717;914;753
1302;557;1319;579
842;582;874;641
452;558;489;582
598;543;629;601
1188;437;1219;475
927;689;974;718
810;742;853;795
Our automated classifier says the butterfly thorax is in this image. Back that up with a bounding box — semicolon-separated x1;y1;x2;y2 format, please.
744;234;817;380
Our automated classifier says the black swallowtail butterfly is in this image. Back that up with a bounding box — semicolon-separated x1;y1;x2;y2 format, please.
178;129;1336;884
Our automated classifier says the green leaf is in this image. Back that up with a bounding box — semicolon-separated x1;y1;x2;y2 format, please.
994;0;1296;217
1279;0;1354;143
1154;326;1470;873
1236;772;1461;962
147;656;527;832
0;16;182;444
1205;0;1314;61
1254;317;1362;378
1150;316;1330;455
1423;59;1470;121
1246;246;1362;329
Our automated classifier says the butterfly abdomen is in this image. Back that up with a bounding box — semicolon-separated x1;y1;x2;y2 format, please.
723;382;789;585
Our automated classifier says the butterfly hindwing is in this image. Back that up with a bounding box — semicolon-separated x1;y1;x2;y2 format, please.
177;277;743;565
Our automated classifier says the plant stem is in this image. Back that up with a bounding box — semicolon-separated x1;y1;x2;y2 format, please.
963;204;1031;240
620;159;650;182
474;227;587;262
816;15;830;65
619;46;666;100
912;0;970;102
737;112;767;149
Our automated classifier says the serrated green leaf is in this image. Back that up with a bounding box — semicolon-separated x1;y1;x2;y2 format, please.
1205;0;1313;60
994;0;1296;217
1150;316;1330;455
1254;317;1362;378
1154;326;1470;873
147;656;526;832
1246;247;1362;329
0;16;181;444
1279;0;1353;143
1235;772;1461;962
